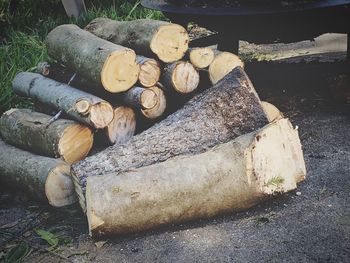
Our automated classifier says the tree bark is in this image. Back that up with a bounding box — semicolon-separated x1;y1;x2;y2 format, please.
161;61;200;94
12;72;114;129
85;18;189;63
0;108;93;164
72;67;268;211
209;51;244;84
0;139;77;207
45;24;139;93
136;56;161;87
86;118;306;237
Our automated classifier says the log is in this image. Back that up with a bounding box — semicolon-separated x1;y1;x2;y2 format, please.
12;72;114;129
121;86;157;110
140;85;167;119
161;61;200;94
0;139;76;207
72;67;269;210
45;24;139;93
188;47;215;69
262;101;284;122
100;106;136;145
209;51;244;84
85;18;189;63
86;118;306;237
0;109;93;164
136;56;161;88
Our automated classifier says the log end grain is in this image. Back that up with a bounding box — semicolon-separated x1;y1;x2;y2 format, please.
101;49;140;93
141;86;167;119
262;101;284;123
190;47;215;69
172;61;200;94
106;107;136;145
59;124;93;164
89;101;114;129
140;88;158;110
75;99;92;116
209;52;244;84
138;58;161;88
45;163;77;207
150;24;189;63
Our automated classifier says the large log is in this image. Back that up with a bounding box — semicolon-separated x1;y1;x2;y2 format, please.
0;108;93;164
0;139;76;207
86;118;306;237
72;67;269;210
45;24;139;93
85;18;189;63
12;72;114;129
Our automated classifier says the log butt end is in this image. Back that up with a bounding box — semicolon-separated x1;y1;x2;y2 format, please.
90;102;114;129
209;52;244;84
172;62;200;94
247;119;306;195
59;124;94;164
139;59;161;88
262;101;284;123
150;24;189;63
141;86;166;119
140;89;158;110
45;163;77;207
101;50;140;93
190;47;215;69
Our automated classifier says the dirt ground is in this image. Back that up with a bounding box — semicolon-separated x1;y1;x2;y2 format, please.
0;35;349;262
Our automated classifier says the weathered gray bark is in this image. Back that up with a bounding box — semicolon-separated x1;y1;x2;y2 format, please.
0;139;76;207
0;108;93;164
72;67;268;210
12;72;114;129
86;118;306;237
85;18;189;63
161;61;200;94
45;24;139;93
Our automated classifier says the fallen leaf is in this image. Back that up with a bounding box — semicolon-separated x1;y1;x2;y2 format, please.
35;229;59;249
94;241;107;249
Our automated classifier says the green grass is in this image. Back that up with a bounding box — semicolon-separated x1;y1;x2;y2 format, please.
0;0;165;114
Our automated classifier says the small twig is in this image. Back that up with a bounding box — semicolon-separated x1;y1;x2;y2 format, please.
67;73;77;86
45;110;62;128
157;82;165;91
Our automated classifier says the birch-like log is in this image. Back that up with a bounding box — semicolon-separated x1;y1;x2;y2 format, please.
45;24;140;93
85;18;189;63
72;67;268;210
86;118;306;237
0;108;93;164
12;72;114;129
0;140;76;207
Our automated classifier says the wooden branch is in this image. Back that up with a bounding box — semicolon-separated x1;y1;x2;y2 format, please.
0;108;93;164
85;18;189;63
12;72;114;129
45;24;140;93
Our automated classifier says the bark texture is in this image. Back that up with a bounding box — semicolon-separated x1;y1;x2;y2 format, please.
45;24;139;93
86;118;306;237
85;18;189;63
0;139;76;207
0;108;93;164
72;67;268;210
12;72;114;129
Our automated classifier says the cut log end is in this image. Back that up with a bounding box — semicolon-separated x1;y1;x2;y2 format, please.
141;86;166;119
75;99;91;115
150;24;189;63
209;52;244;84
262;101;284;123
90;102;114;129
101;50;140;93
59;124;93;164
139;59;161;88
140;89;157;110
247;119;306;195
190;47;215;69
106;107;136;145
45;163;77;207
172;62;200;94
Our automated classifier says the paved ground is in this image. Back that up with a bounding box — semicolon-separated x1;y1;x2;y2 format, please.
0;36;349;262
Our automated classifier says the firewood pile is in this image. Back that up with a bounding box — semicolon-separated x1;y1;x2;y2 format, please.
0;18;306;237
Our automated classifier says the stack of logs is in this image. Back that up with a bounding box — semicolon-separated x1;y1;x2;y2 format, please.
0;18;306;237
